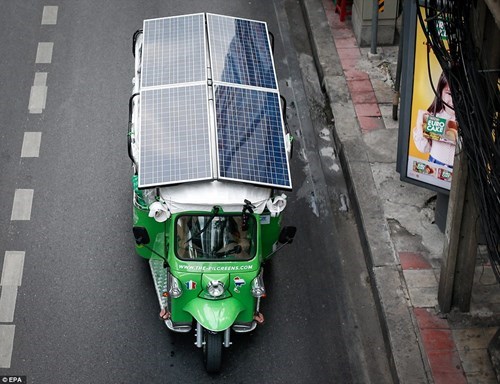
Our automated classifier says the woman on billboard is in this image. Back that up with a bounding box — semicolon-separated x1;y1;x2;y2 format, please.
412;72;458;169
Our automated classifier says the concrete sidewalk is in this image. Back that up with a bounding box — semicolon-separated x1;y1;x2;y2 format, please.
300;0;500;383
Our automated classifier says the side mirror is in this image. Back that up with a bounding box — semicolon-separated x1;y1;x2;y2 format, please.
279;226;296;244
133;226;150;245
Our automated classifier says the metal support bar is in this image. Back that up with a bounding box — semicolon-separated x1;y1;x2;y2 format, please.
223;328;231;348
195;322;203;348
370;0;379;54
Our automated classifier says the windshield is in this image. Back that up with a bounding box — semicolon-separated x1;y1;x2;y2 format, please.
175;214;256;261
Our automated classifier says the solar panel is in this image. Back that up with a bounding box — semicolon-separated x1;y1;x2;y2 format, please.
139;85;212;188
207;14;277;89
141;14;207;88
137;13;292;190
215;85;291;189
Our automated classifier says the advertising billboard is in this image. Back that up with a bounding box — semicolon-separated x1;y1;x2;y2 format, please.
397;2;457;193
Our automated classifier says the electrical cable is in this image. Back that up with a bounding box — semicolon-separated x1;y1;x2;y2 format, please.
417;0;500;280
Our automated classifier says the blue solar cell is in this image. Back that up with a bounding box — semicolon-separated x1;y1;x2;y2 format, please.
142;14;206;88
215;85;291;189
207;14;277;89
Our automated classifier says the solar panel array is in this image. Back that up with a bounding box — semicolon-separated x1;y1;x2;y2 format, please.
138;13;292;189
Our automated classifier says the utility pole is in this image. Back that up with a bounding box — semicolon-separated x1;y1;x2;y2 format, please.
438;148;478;312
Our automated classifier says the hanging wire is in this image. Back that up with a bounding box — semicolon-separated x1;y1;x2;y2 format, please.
417;0;500;280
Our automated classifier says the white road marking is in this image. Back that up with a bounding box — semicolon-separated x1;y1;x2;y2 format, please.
21;132;42;157
0;286;18;323
1;252;25;286
0;252;25;324
28;72;47;114
35;42;53;63
11;190;34;221
41;6;58;25
0;324;15;368
33;72;47;86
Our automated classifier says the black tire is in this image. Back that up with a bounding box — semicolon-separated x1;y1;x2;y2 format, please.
203;330;223;373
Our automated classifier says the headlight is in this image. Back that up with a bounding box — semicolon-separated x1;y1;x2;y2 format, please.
168;273;182;298
251;272;266;298
207;281;225;298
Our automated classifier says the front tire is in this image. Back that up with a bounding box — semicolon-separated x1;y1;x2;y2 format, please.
203;330;222;373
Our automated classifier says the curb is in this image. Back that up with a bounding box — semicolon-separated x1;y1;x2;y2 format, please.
299;0;430;382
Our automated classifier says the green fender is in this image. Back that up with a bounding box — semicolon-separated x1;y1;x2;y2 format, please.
184;298;245;332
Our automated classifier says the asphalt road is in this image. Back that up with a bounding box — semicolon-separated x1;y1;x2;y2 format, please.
0;1;393;383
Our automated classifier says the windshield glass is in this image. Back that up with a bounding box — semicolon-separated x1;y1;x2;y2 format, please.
175;214;256;261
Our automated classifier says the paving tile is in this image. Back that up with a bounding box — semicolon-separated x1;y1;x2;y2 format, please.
334;36;358;48
452;328;498;351
399;251;433;270
354;102;381;117
332;27;355;39
347;78;373;92
371;78;395;104
337;47;361;60
340;57;359;71
414;308;449;329
407;286;438;307
465;370;499;384
427;349;464;374
344;68;370;81
357;116;385;132
421;328;456;351
351;90;378;105
432;370;468;384
403;269;438;288
460;348;496;375
379;104;400;130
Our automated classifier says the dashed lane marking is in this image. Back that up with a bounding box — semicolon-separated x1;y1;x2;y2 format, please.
41;6;58;25
21;132;42;157
35;42;53;64
0;324;15;368
0;251;25;324
11;190;34;221
0;286;18;323
28;72;47;114
0;251;25;286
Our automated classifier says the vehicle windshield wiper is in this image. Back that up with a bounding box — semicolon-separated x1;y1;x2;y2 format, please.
185;206;220;244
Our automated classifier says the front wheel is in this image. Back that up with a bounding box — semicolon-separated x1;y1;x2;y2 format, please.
203;330;223;373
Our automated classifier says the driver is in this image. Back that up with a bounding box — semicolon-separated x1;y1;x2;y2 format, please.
216;217;250;258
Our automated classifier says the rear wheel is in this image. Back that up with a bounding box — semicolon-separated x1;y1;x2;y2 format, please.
203;330;223;373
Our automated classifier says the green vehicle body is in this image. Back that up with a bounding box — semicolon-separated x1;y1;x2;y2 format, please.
132;193;283;331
